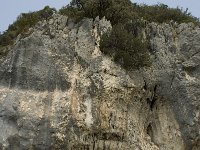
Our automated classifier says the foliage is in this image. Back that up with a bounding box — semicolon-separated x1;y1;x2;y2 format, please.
100;23;151;69
1;0;199;69
58;0;199;69
60;0;151;69
0;45;9;58
59;4;84;23
59;0;135;24
59;0;199;25
134;3;199;24
0;6;56;58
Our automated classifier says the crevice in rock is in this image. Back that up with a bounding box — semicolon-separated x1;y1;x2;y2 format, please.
89;132;125;142
103;69;118;77
146;85;158;111
189;49;200;59
170;73;175;89
147;124;153;139
143;80;147;90
150;85;157;111
147;123;157;145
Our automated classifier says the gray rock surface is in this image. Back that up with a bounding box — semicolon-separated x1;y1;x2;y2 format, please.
142;22;200;150
0;14;199;150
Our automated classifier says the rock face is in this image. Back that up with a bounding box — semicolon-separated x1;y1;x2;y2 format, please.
0;14;200;150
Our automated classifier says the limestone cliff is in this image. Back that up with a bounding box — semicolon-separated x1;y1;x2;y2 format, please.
0;14;200;150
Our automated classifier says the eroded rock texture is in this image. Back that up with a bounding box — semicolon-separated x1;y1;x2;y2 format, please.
0;14;200;150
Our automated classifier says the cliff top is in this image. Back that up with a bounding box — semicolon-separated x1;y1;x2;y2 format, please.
0;0;199;68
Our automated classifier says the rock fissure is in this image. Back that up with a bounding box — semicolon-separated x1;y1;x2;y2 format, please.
0;14;199;149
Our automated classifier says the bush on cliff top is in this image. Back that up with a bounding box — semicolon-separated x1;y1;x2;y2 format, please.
60;0;199;25
0;6;55;58
135;3;199;24
0;0;199;69
59;0;199;69
60;0;152;69
100;23;151;69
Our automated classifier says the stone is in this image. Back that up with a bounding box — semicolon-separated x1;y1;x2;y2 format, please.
0;13;200;150
48;19;54;25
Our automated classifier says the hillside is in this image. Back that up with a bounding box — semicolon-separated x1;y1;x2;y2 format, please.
0;0;200;149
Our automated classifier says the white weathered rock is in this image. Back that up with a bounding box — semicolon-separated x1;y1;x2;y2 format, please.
0;14;200;149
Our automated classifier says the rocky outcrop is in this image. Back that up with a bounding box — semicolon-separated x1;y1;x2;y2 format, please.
143;22;200;150
0;14;200;150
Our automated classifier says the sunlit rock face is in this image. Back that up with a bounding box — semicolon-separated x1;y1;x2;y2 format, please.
0;14;200;150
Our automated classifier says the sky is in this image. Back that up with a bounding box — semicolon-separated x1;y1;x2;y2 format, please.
0;0;199;32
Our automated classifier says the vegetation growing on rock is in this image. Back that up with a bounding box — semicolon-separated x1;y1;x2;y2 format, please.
100;23;151;69
0;6;56;58
0;0;199;69
59;0;199;69
60;0;199;25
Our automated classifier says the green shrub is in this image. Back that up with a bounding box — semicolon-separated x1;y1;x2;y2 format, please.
100;24;151;69
59;0;152;69
58;0;199;70
60;1;199;25
1;0;199;66
59;5;85;23
0;46;9;58
134;3;199;24
59;0;135;25
0;6;56;58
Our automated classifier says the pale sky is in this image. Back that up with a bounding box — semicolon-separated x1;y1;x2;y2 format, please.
0;0;199;32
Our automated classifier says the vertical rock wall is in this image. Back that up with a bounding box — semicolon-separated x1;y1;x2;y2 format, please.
0;14;199;149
